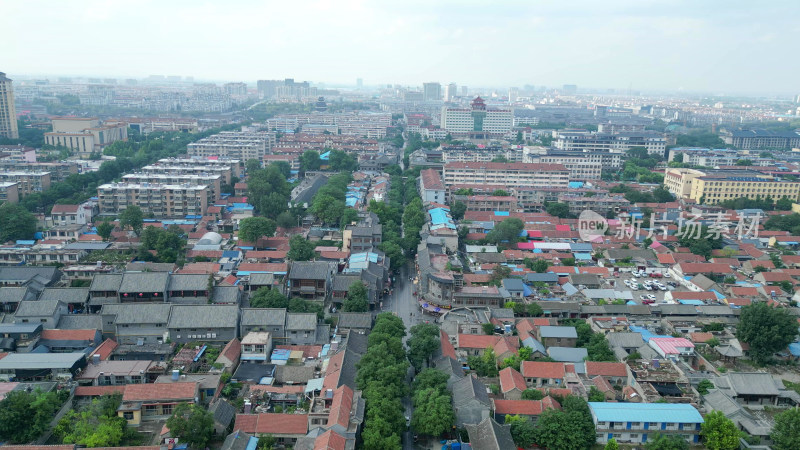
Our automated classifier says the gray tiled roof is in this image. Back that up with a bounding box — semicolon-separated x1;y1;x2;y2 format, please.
38;288;90;304
453;375;491;408
539;325;577;339
714;373;782;396
337;312;372;330
212;286;240;304
332;275;362;292
0;287;32;303
288;261;333;280
209;398;236;428
125;262;175;272
286;313;317;330
89;274;123;292
547;346;588;362
248;273;274;286
119;272;170;293
15;300;63;317
169;274;209;291
501;278;525;292
0;267;61;285
466;417;515;450
101;303;172;325
607;332;645;349
168;305;239;329
240;308;286;326
275;364;315;384
56;314;103;330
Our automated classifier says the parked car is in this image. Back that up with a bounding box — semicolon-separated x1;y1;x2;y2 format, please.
647;294;656;301
642;298;655;305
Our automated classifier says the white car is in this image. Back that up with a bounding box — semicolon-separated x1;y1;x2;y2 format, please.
664;272;671;278
640;294;648;301
644;285;653;291
647;294;656;301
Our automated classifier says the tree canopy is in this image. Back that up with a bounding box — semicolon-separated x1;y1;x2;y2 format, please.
342;281;369;312
532;396;596;449
0;388;69;443
770;407;800;450
287;235;316;261
96;220;114;242
407;323;441;371
0;203;36;243
119;205;143;236
486;217;524;245
55;393;129;447
701;410;739;450
736;302;798;364
165;403;214;449
249;287;289;308
247;165;292;219
238;217;277;243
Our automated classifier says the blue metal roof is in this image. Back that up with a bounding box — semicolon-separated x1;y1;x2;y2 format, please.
494;211;509;216
569;181;584;189
346;198;358;207
679;300;704;306
589;402;703;424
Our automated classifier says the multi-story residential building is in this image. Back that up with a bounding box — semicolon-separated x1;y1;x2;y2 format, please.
0;182;19;204
460;195;516;212
187;131;276;161
524;150;603;180
440;144;523;163
665;167;800;204
264;113;391;139
0;72;19;139
690;172;800;204
50;203;91;226
224;82;248;96
0;171;51;195
554;130;666;156
419;169;446;204
441;97;513;138
287;262;336;303
556;194;629;216
589;403;703;445
45;117;128;157
155;156;242;180
122;172;222;202
121;117;199;134
97;182;209;218
263;154;300;172
724;129;800;149
525;148;623;170
442;162;570;190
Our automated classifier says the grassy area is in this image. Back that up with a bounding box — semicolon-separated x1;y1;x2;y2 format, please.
80;249;136;265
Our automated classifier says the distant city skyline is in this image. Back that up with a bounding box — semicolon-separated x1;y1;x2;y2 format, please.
4;0;800;95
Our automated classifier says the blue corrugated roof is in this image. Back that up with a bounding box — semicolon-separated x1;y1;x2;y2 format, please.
679;299;704;306
569;181;584;189
589;403;703;424
494;211;509;216
574;253;592;260
346;198;358;207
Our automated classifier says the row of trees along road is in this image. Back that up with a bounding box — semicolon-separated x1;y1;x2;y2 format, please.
356;313;408;449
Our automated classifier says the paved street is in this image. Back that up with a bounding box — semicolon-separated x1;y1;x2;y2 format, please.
381;262;423;449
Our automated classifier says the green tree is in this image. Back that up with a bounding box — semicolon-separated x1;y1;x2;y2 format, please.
257;434;277;450
165;403;214;449
287;235;316;261
96;220;114;242
340;208;359;228
450;201;467;221
342;281;369;312
238;217;277;243
527;303;544;317
247;165;292;219
328;149;358;171
776;197;793;211
489;264;512;286
119;205;144;236
407;323;441;371
412;368;449;392
588;386;606;402
140;225;186;263
276;211;296;229
482;322;496;335
0;389;67;444
701;410;739;450
605;438;620;450
486;217;524;245
736;159;753;166
527;258;551;273
300;150;322;172
246;159;262;174
249;287;289;308
0;203;37;242
771;407;800;450
492;189;510;196
533;404;595;450
522;389;544;400
55;394;126;447
546;202;571;218
736;302;798;364
411;388;454;436
507;415;536;447
645;433;689;450
697;379;714;395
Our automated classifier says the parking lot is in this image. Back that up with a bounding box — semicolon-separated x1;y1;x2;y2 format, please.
605;271;688;305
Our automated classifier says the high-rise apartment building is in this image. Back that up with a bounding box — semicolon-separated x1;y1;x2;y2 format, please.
0;72;19;139
444;83;457;101
423;82;442;101
97;182;209;218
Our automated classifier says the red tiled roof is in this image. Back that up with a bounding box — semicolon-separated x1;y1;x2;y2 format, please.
122;382;197;402
40;329;97;341
493;399;543;416
493;337;520;358
729;286;758;297
421;169;445;191
592;375;615;393
248;385;305;395
678;263;733;275
176;262;221;274
499;367;527;394
585;361;627;377
657;253;676;264
89;338;118;361
0;352;8;360
758;272;794;282
726;297;752;307
327;385;354;428
521;361;565;379
220;338;241;362
75;385;126;397
689;332;714;343
314;430;348;450
234;413;309;435
669;291;717;301
440;330;456;359
51;204;80;214
457;334;500;349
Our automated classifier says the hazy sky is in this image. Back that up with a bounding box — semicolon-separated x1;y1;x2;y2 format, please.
4;0;799;94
